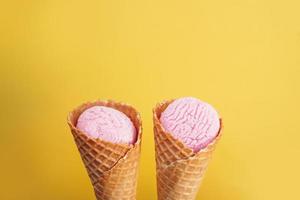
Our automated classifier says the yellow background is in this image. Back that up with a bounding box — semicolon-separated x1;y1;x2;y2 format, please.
1;0;300;199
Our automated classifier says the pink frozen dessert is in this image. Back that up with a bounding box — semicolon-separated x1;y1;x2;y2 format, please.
76;106;137;144
160;97;220;152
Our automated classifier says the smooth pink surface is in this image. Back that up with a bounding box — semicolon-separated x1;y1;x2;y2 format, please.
160;97;220;152
76;106;136;144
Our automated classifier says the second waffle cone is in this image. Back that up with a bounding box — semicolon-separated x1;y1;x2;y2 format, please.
153;100;222;200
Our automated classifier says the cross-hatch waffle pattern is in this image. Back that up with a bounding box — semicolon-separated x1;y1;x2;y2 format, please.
68;100;142;200
153;100;222;200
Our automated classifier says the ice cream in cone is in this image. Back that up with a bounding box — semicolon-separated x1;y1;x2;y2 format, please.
67;100;142;200
153;97;222;200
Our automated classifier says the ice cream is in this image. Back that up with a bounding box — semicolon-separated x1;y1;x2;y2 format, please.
76;105;137;144
154;98;222;200
160;97;220;152
68;100;142;200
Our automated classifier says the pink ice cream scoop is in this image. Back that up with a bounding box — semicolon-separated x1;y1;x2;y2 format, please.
76;106;136;144
160;97;220;152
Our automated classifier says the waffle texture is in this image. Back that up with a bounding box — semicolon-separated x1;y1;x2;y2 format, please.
68;100;142;200
153;100;222;200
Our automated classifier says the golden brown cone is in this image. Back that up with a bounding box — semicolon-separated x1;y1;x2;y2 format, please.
153;99;222;200
67;100;142;200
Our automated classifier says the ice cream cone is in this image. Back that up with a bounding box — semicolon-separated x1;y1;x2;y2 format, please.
153;100;222;200
67;100;142;200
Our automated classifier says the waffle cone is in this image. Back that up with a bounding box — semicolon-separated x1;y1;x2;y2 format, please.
67;100;142;200
153;100;222;200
